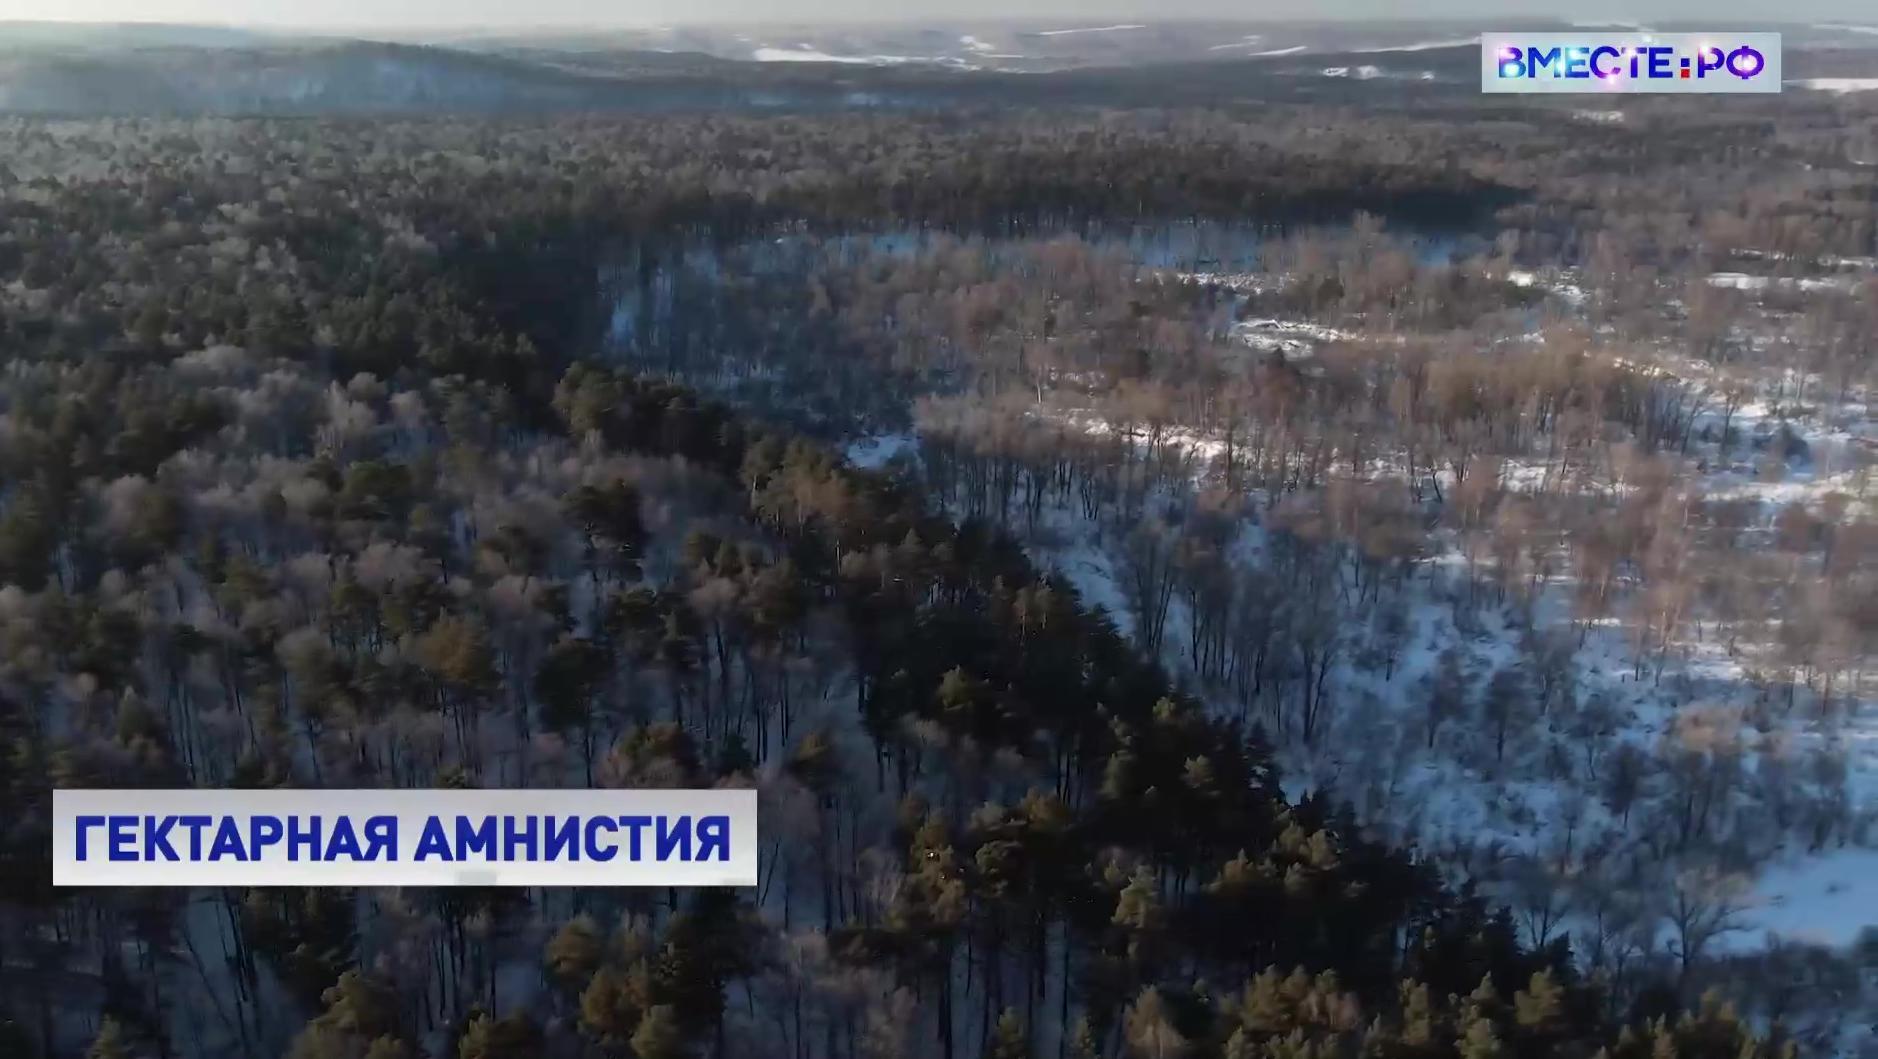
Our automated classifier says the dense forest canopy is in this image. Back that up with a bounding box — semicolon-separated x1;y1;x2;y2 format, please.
0;101;1872;1059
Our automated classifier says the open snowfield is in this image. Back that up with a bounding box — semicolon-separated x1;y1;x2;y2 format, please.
1739;848;1878;950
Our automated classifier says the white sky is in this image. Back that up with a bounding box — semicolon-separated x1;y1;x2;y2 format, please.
1;0;1873;30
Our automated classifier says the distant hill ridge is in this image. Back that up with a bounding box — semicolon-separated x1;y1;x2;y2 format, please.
0;19;1872;114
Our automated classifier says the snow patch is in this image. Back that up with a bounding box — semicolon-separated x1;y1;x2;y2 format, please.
844;433;918;470
750;47;965;66
1707;271;1855;292
1174;270;1283;294
752;47;886;64
1506;268;1590;304
1355;37;1478;52
1317;65;1395;81
1735;849;1878;951
1230;318;1348;359
1791;78;1878;93
1034;24;1148;36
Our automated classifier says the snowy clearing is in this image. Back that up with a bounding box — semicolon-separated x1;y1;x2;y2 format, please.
1733;848;1878;950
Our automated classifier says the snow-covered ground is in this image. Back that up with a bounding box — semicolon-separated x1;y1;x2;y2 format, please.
1708;271;1860;292
1171;270;1283;293
1355;37;1478;52
751;47;882;64
1505;266;1599;304
880;310;1878;963
844;432;918;470
1207;35;1265;52
1061;416;1865;948
1741;848;1878;950
1730;249;1878;271
1230;317;1348;349
1033;25;1148;36
705;242;1878;981
1790;79;1878;94
749;46;977;67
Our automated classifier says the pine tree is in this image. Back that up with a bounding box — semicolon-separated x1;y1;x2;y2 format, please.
1066;1016;1102;1059
288;970;406;1059
1649;1023;1678;1059
578;965;641;1048
1113;868;1159;929
363;1038;410;1059
629;1004;687;1059
458;1012;541;1059
989;1008;1030;1059
545;914;605;991
1457;1010;1503;1059
1124;987;1187;1059
1398;980;1439;1049
86;1019;130;1059
1513;969;1564;1033
1240;968;1290;1034
1113;867;1165;968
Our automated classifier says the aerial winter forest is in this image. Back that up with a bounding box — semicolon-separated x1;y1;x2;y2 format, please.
0;19;1876;1059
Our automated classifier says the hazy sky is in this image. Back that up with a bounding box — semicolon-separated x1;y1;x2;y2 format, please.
3;0;1874;30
